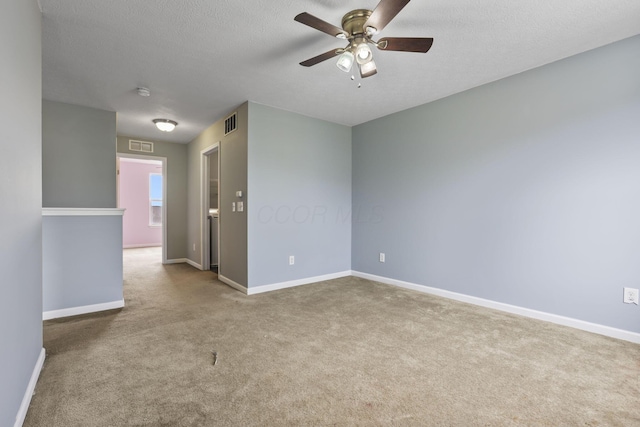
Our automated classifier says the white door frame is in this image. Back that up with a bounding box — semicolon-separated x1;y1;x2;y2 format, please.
117;152;168;264
200;143;220;271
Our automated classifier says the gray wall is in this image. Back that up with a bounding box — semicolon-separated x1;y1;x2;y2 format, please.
219;104;248;285
43;100;117;208
247;103;352;287
43;215;123;311
117;135;188;260
187;103;248;285
0;1;42;425
352;35;640;333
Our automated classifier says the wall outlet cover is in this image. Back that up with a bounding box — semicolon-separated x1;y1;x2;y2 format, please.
289;255;295;265
623;287;639;305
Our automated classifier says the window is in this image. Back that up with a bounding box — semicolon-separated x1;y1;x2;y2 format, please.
149;173;163;226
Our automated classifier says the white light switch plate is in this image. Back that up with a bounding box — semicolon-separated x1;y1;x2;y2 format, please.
237;201;244;212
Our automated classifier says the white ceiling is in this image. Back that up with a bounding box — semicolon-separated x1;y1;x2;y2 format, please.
40;0;640;144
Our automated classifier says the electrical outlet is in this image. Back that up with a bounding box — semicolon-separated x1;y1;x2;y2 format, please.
623;287;639;305
289;255;295;265
192;243;196;252
379;252;385;263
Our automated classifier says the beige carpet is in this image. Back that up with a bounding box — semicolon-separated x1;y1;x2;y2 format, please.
25;247;640;426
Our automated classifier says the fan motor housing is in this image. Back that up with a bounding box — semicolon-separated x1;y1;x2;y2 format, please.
341;9;372;36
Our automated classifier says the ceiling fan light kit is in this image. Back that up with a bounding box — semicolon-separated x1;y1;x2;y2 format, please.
355;43;373;64
336;50;355;72
294;0;433;79
359;60;378;78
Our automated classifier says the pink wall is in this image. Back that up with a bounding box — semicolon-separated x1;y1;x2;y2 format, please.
119;159;162;248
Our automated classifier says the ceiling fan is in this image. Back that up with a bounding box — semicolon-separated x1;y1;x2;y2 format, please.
294;0;433;78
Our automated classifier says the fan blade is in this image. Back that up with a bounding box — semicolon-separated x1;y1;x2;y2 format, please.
294;13;348;38
364;0;411;33
300;49;341;67
377;37;433;53
359;60;377;78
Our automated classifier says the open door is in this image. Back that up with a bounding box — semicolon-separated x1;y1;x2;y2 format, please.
117;153;168;264
201;144;219;272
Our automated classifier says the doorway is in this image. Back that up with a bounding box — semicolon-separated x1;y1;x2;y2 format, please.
201;144;219;272
117;153;168;264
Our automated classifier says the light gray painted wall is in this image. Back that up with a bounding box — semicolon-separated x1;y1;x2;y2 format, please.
352;35;640;333
117;135;188;260
187;103;248;285
0;1;42;425
43;100;117;208
43;215;123;311
247;103;352;287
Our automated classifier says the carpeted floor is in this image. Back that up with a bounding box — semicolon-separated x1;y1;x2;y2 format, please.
25;247;640;426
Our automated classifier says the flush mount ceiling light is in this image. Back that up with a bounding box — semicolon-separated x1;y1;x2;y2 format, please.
153;119;178;132
295;0;434;79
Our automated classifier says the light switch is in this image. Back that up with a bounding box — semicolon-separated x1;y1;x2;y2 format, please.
232;202;236;212
237;201;244;212
236;190;243;198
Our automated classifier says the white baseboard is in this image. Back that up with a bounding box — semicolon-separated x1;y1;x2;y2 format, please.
185;259;203;270
164;258;188;265
219;275;248;294
123;243;161;249
351;271;640;344
14;347;45;427
247;271;352;295
43;299;125;321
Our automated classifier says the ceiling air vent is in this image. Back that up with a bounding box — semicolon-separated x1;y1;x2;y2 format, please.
224;113;237;135
129;139;154;153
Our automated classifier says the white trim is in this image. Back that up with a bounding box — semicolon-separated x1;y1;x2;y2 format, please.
42;208;125;216
185;259;203;270
351;271;640;344
123;243;162;249
247;271;352;295
117;152;168;264
43;299;125;321
117;152;161;162
164;258;188;265
14;348;45;427
219;274;248;294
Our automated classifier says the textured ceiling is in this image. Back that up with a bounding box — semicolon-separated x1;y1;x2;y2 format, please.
40;0;640;144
